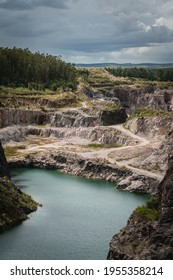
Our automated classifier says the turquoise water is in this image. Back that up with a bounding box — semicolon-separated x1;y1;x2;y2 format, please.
0;168;149;260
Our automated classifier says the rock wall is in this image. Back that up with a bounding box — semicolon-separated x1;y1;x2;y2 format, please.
0;141;38;231
111;86;173;113
0;108;48;128
8;150;159;195
0;107;127;129
81;82;173;113
0;125;136;146
135;130;173;173
0;141;10;177
0;126;28;144
125;116;173;137
107;155;173;260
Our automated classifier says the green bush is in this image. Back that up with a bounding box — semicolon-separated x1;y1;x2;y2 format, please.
146;196;159;209
135;206;159;221
135;196;159;221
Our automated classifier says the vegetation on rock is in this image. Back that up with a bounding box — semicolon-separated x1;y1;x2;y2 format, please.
0;141;38;231
0;177;38;231
129;108;173;119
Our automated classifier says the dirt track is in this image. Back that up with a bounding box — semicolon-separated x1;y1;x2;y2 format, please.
79;124;163;181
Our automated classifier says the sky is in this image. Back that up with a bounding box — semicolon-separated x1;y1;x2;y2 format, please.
0;0;173;64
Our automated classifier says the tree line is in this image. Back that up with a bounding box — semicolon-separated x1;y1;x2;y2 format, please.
106;67;173;82
0;47;78;91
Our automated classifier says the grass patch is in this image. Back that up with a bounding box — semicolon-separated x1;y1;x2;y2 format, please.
4;146;19;158
0;89;81;110
119;165;127;171
129;241;138;249
0;86;54;97
116;157;132;161
135;197;159;221
104;103;121;111
4;145;26;158
129;107;173;119
135;206;159;221
87;143;122;149
87;143;104;148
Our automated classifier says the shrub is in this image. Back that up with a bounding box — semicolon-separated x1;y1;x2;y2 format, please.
119;165;127;171
135;206;159;221
146;196;159;209
135;196;159;221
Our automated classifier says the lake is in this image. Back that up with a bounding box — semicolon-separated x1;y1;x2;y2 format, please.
0;168;149;260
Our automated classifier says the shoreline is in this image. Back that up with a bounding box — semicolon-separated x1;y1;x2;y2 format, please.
8;149;159;195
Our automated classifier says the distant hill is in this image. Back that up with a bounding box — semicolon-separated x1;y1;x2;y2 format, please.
75;63;173;69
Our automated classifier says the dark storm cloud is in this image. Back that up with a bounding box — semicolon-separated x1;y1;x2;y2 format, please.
0;0;68;10
55;24;173;53
0;0;173;63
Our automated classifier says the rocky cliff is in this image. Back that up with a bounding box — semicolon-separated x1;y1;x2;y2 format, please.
0;107;127;128
125;116;173;138
86;74;173;113
0;142;10;178
107;155;173;259
0;125;136;146
111;86;173;113
0;141;38;231
8;150;158;195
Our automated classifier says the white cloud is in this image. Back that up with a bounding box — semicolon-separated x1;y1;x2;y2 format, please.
138;22;151;32
155;17;173;29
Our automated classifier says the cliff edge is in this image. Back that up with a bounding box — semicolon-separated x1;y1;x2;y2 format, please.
0;141;38;231
107;155;173;259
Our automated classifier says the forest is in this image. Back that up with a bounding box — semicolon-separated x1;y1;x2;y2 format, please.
0;47;78;91
106;67;173;82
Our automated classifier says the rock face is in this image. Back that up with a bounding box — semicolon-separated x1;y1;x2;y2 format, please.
0;107;127;129
8;150;159;195
88;83;173;113
135;129;173;173
0;141;38;231
107;155;173;260
0;108;47;128
111;86;173;113
0;125;136;146
8;150;132;182
99;108;127;125
0;141;10;178
117;174;158;194
125;116;173;137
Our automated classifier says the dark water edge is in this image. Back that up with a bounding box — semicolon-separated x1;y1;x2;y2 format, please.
0;168;149;260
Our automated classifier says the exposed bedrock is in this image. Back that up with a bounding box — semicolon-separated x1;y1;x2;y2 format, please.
0;125;136;146
0;108;48;128
107;155;173;260
0;107;127;129
101;86;173;113
0;141;10;178
125;116;173;137
0;141;38;231
8;151;159;195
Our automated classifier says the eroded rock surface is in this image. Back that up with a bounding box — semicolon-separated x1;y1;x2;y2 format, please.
0;141;38;231
8;150;159;195
107;155;173;260
0;107;127;129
